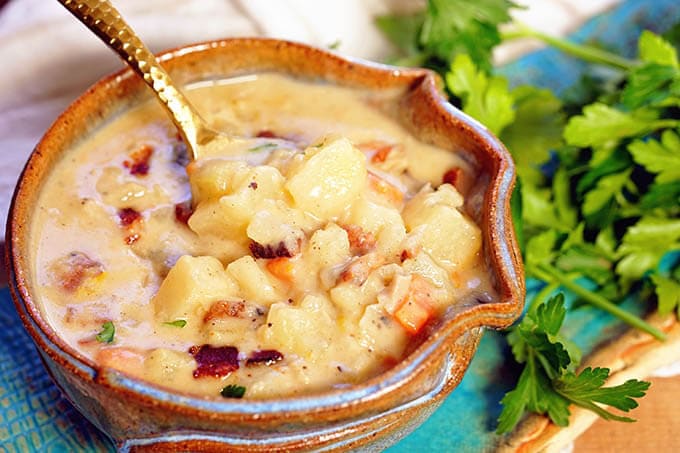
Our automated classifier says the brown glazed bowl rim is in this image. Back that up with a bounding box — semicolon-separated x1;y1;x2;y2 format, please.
7;38;524;421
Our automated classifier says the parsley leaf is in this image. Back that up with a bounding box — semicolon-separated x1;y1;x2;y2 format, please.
640;180;680;212
421;0;516;72
96;321;115;344
582;169;631;224
501;86;565;184
163;319;187;328
628;130;680;183
639;30;679;67
651;274;680;316
520;183;563;231
221;384;246;399
554;367;650;422
563;103;653;149
621;63;679;109
616;217;680;280
446;54;515;135
497;351;571;433
376;0;517;72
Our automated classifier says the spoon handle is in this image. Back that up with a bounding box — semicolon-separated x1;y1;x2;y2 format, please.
58;0;205;159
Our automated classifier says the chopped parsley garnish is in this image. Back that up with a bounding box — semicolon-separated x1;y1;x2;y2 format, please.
248;143;278;153
95;321;115;344
163;319;187;328
220;384;246;399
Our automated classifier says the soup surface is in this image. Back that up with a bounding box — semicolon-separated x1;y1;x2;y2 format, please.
31;73;493;398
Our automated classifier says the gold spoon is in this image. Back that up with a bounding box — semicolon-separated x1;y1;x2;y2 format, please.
58;0;288;161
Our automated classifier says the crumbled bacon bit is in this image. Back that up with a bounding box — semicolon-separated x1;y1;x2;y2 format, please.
51;252;103;292
250;241;294;259
442;166;473;195
123;144;154;176
342;224;377;256
256;130;278;138
442;167;461;186
249;181;258;190
382;356;399;371
204;300;246;322
118;208;142;226
400;250;410;263
189;345;239;378
174;201;193;225
246;350;284;367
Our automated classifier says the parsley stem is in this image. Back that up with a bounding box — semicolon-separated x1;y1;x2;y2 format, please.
528;263;667;341
501;23;636;71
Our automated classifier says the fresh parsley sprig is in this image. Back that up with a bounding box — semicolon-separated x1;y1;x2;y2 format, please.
376;0;518;72
496;294;650;433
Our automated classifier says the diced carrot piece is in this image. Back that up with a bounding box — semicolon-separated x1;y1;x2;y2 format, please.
393;275;435;335
266;257;295;283
370;144;394;163
356;141;396;163
368;171;404;205
394;299;432;335
185;160;198;175
450;271;464;289
95;347;146;375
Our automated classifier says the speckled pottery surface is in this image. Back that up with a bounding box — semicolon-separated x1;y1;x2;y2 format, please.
6;38;523;451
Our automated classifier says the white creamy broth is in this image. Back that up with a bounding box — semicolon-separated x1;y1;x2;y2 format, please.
31;73;494;399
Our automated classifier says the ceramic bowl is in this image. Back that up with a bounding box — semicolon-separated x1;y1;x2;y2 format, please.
6;38;524;451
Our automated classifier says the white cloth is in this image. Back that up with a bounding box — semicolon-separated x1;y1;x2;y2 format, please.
0;0;618;233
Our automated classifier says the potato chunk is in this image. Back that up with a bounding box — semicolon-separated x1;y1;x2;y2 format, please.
189;159;248;204
348;198;406;258
152;255;238;323
227;256;280;305
307;223;351;270
188;193;253;239
358;304;408;357
144;348;196;388
285;137;367;219
246;200;309;254
261;295;336;360
402;185;480;272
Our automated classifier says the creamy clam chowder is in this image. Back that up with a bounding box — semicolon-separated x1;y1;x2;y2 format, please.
30;73;493;398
